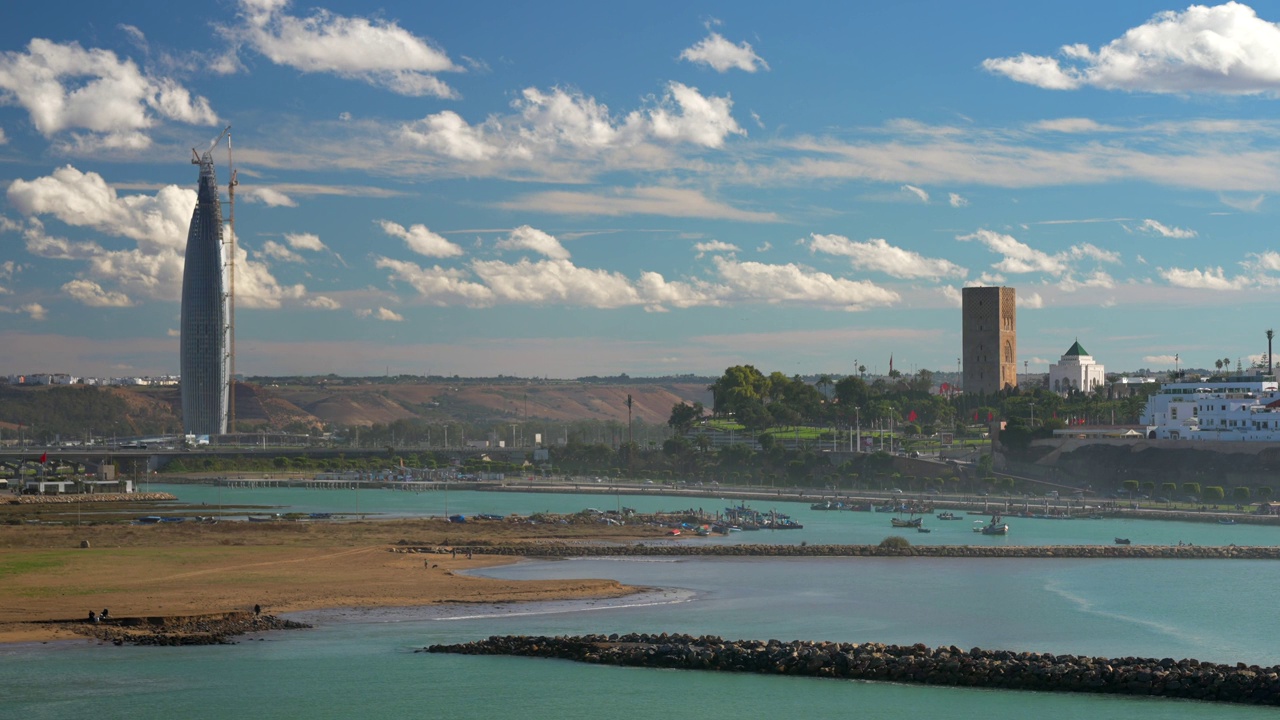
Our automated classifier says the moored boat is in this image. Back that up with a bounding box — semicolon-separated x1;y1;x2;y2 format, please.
890;516;923;528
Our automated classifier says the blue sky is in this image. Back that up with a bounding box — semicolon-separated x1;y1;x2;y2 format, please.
2;0;1279;378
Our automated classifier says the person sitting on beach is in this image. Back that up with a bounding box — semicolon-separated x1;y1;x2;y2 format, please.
88;610;98;623
101;608;109;620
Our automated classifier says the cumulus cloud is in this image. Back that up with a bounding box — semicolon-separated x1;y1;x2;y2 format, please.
9;165;308;308
0;38;217;149
1139;218;1197;238
358;306;404;321
305;295;341;310
495;225;570;260
808;234;967;279
378;219;464;258
241;186;297;207
284;232;326;251
222;0;460;97
1144;354;1180;365
62;278;132;307
984;3;1280;95
679;32;769;73
939;285;962;307
948;192;969;207
0;302;48;321
1159;265;1249;290
259;240;303;262
957;229;1067;275
1019;291;1045;308
399;81;745;171
901;184;929;202
694;240;740;259
376;253;898;312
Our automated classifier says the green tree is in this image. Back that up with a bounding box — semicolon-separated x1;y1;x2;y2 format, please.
1203;486;1225;502
667;401;704;435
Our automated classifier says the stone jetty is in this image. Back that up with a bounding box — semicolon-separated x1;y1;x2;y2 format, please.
391;541;1280;560
9;492;177;505
68;611;309;646
426;633;1280;706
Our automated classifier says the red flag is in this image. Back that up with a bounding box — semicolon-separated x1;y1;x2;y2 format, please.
39;452;47;463
987;411;994;421
973;411;979;421
908;410;918;422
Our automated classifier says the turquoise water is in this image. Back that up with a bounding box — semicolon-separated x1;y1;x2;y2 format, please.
7;487;1279;718
5;554;1280;718
153;482;1278;547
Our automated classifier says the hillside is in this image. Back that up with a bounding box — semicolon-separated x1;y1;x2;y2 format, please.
0;379;714;436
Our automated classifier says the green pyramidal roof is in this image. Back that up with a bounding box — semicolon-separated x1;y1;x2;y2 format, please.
1064;340;1089;357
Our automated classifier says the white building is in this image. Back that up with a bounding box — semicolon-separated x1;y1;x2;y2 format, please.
1143;375;1280;441
1049;340;1106;395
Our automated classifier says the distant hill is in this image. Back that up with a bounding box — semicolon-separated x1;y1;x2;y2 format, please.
0;378;714;437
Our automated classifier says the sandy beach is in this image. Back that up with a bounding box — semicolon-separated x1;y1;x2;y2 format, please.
0;517;659;644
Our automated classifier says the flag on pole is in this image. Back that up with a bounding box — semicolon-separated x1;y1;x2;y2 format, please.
39;452;47;463
987;411;994;421
907;410;918;422
973;411;979;421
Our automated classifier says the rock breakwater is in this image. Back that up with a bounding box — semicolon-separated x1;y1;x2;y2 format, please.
68;611;309;646
10;492;177;505
391;542;1280;560
426;633;1280;706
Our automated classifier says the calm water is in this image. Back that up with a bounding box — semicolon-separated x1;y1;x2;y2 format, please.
6;487;1279;718
153;482;1278;548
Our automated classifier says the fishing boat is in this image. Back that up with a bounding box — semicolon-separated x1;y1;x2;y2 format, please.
936;511;963;520
1218;519;1238;525
974;515;1009;535
916;527;932;533
1114;537;1131;545
890;516;923;528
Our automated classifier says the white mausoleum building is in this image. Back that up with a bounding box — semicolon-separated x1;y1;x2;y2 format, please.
1049;340;1106;395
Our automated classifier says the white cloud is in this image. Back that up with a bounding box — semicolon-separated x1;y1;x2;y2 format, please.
241;186;297;207
259;240;303;262
1019;291;1045;309
1219;193;1265;211
357;306;404;321
377;253;898;312
62;279;132;307
284;232;326;251
1159;266;1250;290
756;241;772;252
399;81;745;171
1144;354;1180;365
8;165;194;252
496;186;778;222
2;302;49;321
948;192;968;207
0;127;7;145
0;38;217;149
305;295;341;310
984;3;1280;95
808;234;967;279
1138;218;1197;238
495;225;570;260
957;229;1067;275
939;285;962;307
1069;243;1121;264
166;328;180;338
378;219;464;258
901;184;929;202
1029;118;1116;133
694;240;740;259
679;32;769;73
709;256;898;311
223;0;460;97
9;166;307;308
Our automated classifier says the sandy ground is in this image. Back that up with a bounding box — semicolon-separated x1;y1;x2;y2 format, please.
0;518;653;644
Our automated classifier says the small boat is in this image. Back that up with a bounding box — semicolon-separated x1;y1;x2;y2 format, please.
1218;519;1237;525
936;511;962;520
891;516;923;528
1114;537;1131;545
666;528;681;536
247;515;276;522
975;515;1009;535
447;514;467;523
916;527;932;533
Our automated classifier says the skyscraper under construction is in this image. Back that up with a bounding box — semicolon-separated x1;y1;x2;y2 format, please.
180;140;230;435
